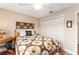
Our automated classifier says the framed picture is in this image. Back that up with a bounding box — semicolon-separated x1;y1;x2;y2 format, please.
67;21;72;28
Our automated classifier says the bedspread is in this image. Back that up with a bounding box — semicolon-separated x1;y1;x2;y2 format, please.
16;34;62;55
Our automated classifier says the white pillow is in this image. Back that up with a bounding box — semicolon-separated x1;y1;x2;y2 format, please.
16;29;35;36
20;31;26;36
16;29;26;36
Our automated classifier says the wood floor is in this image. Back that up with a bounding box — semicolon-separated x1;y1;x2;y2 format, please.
0;49;15;55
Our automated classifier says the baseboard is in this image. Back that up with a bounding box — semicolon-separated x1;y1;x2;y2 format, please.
64;49;75;55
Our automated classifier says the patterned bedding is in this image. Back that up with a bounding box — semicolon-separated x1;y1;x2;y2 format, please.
16;34;62;55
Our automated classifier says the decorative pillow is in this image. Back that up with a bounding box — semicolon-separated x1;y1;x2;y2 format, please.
16;29;35;37
16;30;26;36
15;32;20;37
26;31;32;36
20;31;26;36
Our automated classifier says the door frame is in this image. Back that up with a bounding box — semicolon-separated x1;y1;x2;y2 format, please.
75;10;79;55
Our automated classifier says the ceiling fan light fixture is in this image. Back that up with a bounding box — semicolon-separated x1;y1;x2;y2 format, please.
33;3;43;10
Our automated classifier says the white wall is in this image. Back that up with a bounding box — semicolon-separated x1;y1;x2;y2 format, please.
40;16;64;47
0;8;40;37
40;5;79;54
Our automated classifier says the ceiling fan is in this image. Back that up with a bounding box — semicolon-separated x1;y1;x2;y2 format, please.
18;3;44;10
18;3;54;14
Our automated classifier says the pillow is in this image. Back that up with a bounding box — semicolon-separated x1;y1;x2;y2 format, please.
16;29;35;36
20;31;26;36
16;30;26;36
26;31;32;36
16;32;20;37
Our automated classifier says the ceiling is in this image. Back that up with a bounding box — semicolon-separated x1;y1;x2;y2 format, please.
0;3;77;18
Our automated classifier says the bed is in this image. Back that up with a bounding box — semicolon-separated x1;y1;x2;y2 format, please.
16;34;63;55
15;22;63;55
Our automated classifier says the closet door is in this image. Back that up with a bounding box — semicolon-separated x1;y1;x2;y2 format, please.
40;16;64;46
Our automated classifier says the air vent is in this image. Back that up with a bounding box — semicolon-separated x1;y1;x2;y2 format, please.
49;11;54;14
